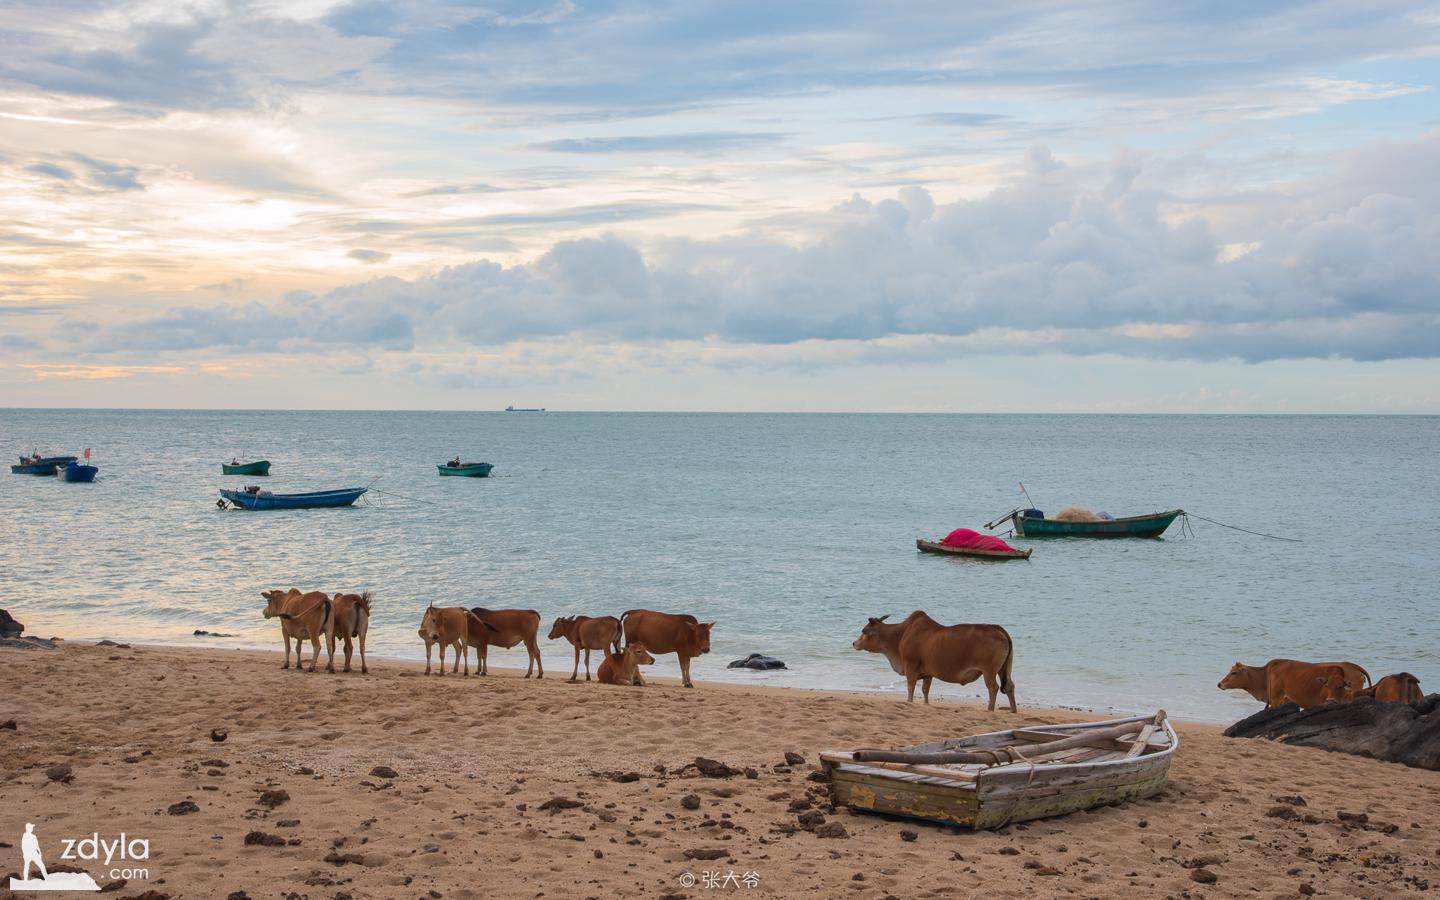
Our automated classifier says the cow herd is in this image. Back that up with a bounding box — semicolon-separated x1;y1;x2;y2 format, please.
1218;658;1424;710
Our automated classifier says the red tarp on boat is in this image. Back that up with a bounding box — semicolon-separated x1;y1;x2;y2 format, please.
940;528;1017;552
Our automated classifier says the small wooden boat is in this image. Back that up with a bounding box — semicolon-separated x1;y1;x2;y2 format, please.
437;462;494;477
820;710;1176;830
990;509;1183;539
63;461;99;482
10;461;58;475
218;486;366;510
916;538;1031;560
222;460;271;475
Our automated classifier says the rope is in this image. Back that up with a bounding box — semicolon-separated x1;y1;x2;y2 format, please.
368;487;439;506
993;744;1039;831
1184;511;1302;543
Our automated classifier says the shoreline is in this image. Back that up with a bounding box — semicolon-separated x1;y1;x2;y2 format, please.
4;642;1438;899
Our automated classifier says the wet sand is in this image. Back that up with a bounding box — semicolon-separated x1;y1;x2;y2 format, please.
2;643;1438;899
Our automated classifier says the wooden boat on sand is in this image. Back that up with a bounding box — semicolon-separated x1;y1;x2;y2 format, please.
437;462;494;477
916;538;1031;560
990;509;1183;539
222;460;271;475
219;486;366;510
820;711;1176;830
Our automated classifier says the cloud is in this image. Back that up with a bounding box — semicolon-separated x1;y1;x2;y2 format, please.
80;133;1440;364
530;132;788;155
347;248;391;263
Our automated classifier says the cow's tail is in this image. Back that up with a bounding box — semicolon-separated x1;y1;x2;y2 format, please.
1000;629;1016;695
354;592;371;638
1356;664;1372;688
321;598;332;634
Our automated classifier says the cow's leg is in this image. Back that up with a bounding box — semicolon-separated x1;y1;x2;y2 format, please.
526;637;542;678
358;627;368;675
325;630;337;673
904;664;920;702
922;676;933;704
450;640;460;673
308;635;321;672
680;654;693;688
476;643;487;676
569;644;580;682
584;648;592;681
437;641;446;677
982;671;999;711
341;635;354;673
281;633;292;669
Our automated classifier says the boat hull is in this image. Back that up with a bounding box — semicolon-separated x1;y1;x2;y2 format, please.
63;463;99;482
10;463;57;475
822;712;1177;830
437;463;493;477
222;460;271;475
219;487;366;510
1013;509;1182;539
916;538;1031;560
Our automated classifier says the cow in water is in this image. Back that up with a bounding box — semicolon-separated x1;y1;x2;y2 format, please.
468;608;544;678
621;610;713;688
597;641;656;686
328;592;372;674
548;615;623;682
852;611;1017;712
261;588;332;673
1218;659;1371;708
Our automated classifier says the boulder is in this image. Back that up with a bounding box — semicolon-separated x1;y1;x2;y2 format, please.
1224;695;1440;770
0;609;24;637
727;653;787;670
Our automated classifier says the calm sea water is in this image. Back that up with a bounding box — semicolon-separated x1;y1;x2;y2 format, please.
2;410;1435;722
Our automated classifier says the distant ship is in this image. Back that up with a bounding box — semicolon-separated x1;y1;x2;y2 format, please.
505;405;546;412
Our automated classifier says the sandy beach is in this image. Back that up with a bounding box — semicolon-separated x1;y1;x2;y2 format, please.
2;642;1438;900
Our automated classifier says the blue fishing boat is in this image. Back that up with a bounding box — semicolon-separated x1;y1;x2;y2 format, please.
31;455;78;467
10;461;58;475
218;486;367;510
63;461;99;482
988;508;1183;539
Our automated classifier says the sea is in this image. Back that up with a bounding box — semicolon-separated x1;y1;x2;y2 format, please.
2;410;1435;723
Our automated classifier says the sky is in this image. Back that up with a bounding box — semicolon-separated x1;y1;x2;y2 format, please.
1;1;1438;412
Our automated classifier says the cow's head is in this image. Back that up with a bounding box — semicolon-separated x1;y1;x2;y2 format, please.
261;589;293;619
628;641;657;666
852;615;891;652
420;604;441;641
1217;662;1251;691
691;622;713;655
547;616;573;640
1317;666;1356;703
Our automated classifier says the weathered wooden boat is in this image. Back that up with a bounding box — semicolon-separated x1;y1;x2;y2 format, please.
990;509;1183;539
820;710;1176;830
218;486;366;510
916;538;1032;560
10;461;58;475
437;462;494;477
63;461;99;482
222;460;271;475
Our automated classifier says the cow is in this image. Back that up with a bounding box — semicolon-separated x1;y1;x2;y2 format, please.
1314;665;1355;705
620;609;713;689
1355;672;1423;703
419;605;476;676
261;588;332;672
328;592;372;674
548;615;623;682
468;608;543;678
597;641;656;686
852;611;1017;712
1218;659;1372;708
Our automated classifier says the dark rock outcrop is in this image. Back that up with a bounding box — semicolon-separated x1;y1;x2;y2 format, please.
1224;695;1440;770
0;609;23;637
727;653;787;670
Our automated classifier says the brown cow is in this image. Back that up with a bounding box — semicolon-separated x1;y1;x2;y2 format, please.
548;615;623;682
620;609;712;688
852;611;1017;712
1314;665;1354;705
596;641;655;686
261;588;332;672
1355;672;1423;703
1218;659;1371;708
468;608;543;678
419;605;475;676
328;592;372;674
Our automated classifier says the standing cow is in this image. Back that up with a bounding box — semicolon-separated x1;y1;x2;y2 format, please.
469;608;544;678
419;605;478;676
1218;659;1371;708
620;609;712;688
852;611;1017;712
548;615;623;682
329;592;372;674
261;588;333;672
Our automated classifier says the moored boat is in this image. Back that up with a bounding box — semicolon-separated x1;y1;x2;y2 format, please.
63;461;99;482
504;405;545;412
437;462;494;477
222;459;271;475
820;710;1176;830
10;461;58;475
916;538;1031;560
218;486;366;510
989;508;1183;538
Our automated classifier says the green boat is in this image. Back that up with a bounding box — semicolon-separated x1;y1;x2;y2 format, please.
222;460;271;476
989;509;1183;539
437;462;494;477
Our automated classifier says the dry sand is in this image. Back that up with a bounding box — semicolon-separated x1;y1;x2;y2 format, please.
2;642;1438;899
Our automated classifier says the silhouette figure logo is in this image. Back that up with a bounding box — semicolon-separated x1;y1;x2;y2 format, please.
9;823;100;892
